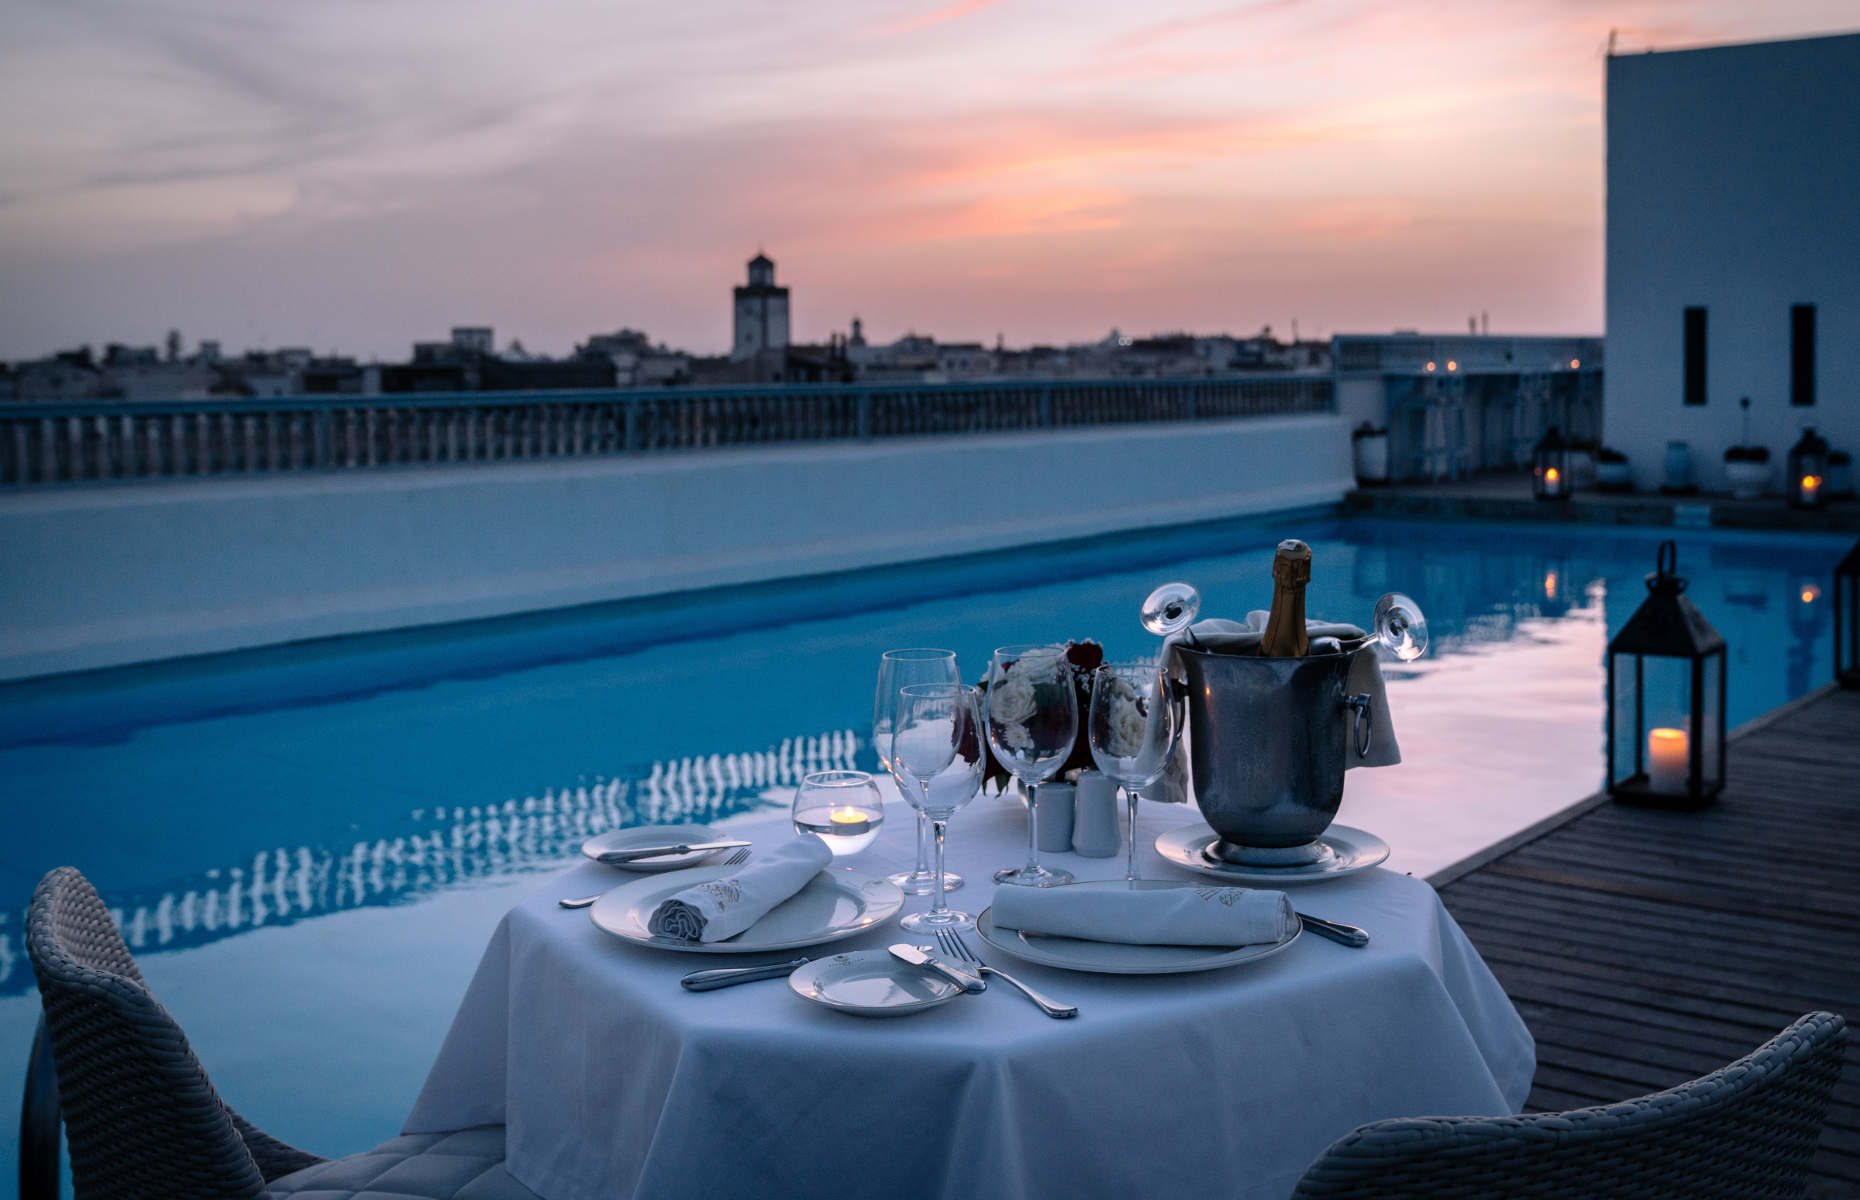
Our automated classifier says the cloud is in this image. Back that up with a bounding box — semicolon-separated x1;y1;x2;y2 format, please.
867;0;1003;38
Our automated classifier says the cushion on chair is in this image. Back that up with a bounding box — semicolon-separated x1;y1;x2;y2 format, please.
264;1126;539;1200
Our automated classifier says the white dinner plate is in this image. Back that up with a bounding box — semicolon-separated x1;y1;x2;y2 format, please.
975;880;1301;975
589;865;905;954
581;824;727;872
788;949;964;1017
1154;822;1390;885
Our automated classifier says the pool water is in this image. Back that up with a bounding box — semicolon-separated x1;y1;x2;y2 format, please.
1;515;1847;1189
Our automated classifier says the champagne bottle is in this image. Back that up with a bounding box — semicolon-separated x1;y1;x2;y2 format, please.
1260;539;1311;657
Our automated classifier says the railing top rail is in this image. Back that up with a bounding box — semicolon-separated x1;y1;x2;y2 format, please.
0;372;1333;422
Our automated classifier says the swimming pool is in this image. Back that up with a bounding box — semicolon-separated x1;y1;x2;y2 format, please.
2;514;1847;1189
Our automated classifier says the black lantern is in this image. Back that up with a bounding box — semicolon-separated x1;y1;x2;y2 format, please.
1607;541;1726;806
1532;425;1571;501
1787;426;1829;509
1837;537;1860;690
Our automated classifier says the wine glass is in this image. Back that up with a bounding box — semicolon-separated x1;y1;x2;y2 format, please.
891;683;985;932
874;648;963;895
791;770;884;857
1371;592;1429;661
984;644;1077;887
1088;662;1179;883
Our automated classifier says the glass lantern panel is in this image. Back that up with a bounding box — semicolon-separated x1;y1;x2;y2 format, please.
1608;653;1642;785
1699;651;1724;793
1639;654;1695;743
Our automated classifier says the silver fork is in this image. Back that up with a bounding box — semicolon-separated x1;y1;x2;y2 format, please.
935;929;1077;1019
559;847;750;909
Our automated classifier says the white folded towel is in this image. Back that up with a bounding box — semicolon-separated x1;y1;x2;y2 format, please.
647;835;833;943
991;883;1297;947
1166;612;1401;769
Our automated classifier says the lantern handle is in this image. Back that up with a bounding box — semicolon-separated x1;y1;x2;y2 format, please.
1657;540;1677;580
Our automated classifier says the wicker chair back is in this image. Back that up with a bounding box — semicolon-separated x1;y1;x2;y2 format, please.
1293;1010;1846;1199
25;866;312;1199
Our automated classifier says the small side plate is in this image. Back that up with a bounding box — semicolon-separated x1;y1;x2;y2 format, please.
788;949;963;1017
581;824;725;872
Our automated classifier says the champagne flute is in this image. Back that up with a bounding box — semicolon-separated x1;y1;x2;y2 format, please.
892;683;985;932
1088;662;1179;883
874;648;963;896
984;644;1077;887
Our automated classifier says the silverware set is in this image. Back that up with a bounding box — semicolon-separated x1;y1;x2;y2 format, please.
560;846;752;910
934;929;1077;1018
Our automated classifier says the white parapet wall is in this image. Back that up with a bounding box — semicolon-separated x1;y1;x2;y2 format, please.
0;414;1352;681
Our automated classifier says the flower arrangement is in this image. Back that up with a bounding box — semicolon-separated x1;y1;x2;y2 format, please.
977;639;1103;794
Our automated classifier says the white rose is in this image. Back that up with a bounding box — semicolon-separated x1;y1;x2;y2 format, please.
987;673;1038;725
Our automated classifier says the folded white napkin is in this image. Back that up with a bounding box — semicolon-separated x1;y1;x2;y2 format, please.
646;835;832;943
991;883;1297;947
1166;612;1401;769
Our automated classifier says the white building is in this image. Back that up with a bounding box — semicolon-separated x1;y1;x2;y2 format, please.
1605;32;1860;493
731;253;790;362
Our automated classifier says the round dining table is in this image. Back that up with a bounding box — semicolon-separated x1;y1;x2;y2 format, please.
404;794;1534;1200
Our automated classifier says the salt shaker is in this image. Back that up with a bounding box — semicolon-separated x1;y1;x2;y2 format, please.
1071;770;1120;857
1031;781;1075;853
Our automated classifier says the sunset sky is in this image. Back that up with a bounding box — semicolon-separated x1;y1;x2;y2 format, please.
1;0;1853;360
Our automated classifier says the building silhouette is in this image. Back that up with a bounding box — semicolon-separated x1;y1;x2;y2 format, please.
731;253;790;363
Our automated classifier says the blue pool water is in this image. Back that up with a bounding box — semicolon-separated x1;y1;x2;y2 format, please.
1;514;1848;1189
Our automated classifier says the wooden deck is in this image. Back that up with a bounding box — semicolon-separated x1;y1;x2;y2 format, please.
1435;685;1860;1197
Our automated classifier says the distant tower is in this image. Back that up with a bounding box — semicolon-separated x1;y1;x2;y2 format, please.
732;253;791;362
850;316;866;347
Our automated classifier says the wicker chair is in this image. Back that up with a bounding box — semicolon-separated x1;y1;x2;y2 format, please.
1292;1010;1846;1200
24;865;538;1200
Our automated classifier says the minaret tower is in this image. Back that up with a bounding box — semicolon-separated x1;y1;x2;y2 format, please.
732;252;791;362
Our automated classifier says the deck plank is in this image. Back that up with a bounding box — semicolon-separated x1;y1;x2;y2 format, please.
1437;685;1860;1197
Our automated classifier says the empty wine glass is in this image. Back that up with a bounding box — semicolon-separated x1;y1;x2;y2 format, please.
874;648;963;896
892;683;985;932
1371;592;1429;661
1088;662;1179;882
1141;581;1201;643
984;644;1077;888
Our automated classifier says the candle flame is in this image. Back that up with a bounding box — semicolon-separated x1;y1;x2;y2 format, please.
1802;584;1821;604
1802;475;1822;489
1569;358;1580;369
1446;359;1458;372
829;806;866;824
1649;727;1687;746
1544;467;1559;483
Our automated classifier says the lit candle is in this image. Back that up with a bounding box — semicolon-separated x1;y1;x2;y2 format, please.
1544;467;1560;486
1647;727;1689;795
1801;474;1822;504
828;806;871;836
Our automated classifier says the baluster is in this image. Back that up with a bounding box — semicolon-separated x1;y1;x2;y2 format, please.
93;415;113;479
241;414;257;472
9;421;27;483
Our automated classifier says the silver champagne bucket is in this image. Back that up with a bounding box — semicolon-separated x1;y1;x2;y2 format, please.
1177;644;1373;865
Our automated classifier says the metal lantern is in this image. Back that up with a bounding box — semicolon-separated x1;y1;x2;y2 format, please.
1837;537;1860;690
1606;541;1726;806
1787;426;1829;509
1532;425;1571;501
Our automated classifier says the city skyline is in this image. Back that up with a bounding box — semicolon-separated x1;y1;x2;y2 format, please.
1;0;1853;361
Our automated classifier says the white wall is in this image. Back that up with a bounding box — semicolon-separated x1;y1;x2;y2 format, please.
1605;33;1860;492
0;415;1353;681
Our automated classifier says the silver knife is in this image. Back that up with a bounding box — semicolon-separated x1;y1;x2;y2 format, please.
1297;912;1370;948
597;839;751;864
679;958;811;991
889;944;986;993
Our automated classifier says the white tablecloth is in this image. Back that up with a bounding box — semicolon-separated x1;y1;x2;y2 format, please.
405;797;1534;1200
